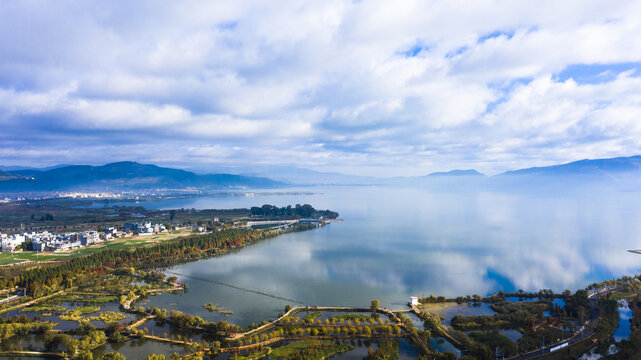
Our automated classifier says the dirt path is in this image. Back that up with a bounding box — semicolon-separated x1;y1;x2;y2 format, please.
0;290;66;315
128;315;155;329
0;350;64;358
143;334;196;347
409;304;463;347
228;306;302;340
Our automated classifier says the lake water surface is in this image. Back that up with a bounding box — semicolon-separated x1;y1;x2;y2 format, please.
122;186;641;327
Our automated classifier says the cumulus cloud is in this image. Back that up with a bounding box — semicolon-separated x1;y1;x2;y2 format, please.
1;0;641;175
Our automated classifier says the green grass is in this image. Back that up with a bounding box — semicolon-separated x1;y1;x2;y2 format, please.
236;347;272;360
71;239;150;255
331;314;375;322
59;306;101;321
270;340;321;358
303;311;322;323
0;252;70;264
50;294;118;303
20;304;66;312
608;291;634;301
0;258;25;265
93;311;128;324
270;340;354;359
75;306;101;315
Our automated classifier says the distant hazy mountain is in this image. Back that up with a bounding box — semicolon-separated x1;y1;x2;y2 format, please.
499;155;641;179
0;165;37;172
188;164;382;185
378;168;486;189
0;161;284;192
426;169;484;177
0;164;75;172
491;155;641;190
193;165;486;185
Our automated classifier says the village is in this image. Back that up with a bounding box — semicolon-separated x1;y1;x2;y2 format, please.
0;221;180;254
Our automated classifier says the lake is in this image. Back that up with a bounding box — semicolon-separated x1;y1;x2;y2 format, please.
115;185;641;327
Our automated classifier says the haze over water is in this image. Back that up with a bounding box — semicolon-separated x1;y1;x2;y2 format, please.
133;185;641;326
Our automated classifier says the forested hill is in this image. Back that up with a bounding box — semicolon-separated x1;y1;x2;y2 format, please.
0;161;284;191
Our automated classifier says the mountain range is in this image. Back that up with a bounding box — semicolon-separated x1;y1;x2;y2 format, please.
501;155;641;178
1;155;641;192
0;161;283;192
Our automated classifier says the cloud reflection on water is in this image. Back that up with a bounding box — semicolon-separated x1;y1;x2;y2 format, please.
160;186;641;311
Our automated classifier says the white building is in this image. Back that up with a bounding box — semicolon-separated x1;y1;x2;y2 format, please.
124;221;155;235
50;240;81;252
81;231;100;246
32;241;45;252
410;296;419;306
1;234;25;253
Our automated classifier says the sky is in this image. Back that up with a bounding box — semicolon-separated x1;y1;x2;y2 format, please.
1;1;641;177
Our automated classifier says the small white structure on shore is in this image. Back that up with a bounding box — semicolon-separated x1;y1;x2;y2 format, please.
410;296;419;306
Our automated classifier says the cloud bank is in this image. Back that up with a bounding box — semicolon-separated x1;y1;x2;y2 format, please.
1;0;641;176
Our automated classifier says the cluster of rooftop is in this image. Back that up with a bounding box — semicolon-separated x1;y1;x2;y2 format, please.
0;220;170;253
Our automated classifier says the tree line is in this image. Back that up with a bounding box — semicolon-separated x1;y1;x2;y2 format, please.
11;228;281;295
250;204;338;219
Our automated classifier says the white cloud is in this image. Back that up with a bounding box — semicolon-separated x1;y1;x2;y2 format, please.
1;0;641;175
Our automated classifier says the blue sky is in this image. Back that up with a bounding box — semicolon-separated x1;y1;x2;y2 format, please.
1;1;641;176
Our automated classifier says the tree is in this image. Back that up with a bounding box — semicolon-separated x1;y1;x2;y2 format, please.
40;213;54;221
371;299;380;311
169;210;177;221
144;355;166;360
101;353;126;360
209;341;221;355
526;315;536;332
76;350;94;360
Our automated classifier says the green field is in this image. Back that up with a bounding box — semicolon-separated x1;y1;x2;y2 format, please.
0;252;71;265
